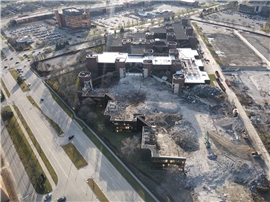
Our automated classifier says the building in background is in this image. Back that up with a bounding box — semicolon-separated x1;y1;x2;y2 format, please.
55;7;91;29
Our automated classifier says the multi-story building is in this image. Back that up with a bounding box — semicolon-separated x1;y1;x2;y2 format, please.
55;7;91;29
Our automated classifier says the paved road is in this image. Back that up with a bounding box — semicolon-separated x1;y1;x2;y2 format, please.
192;22;270;179
1;54;147;201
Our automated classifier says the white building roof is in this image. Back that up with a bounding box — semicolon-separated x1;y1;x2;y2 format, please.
152;56;175;65
195;59;203;67
185;71;210;84
177;48;199;59
97;52;128;63
126;55;144;63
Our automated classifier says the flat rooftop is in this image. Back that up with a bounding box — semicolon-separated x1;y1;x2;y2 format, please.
97;52;128;63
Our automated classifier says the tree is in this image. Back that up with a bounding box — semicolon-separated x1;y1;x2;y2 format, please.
82;97;95;109
121;136;140;163
1;109;14;121
120;27;124;34
17;76;23;85
86;112;97;125
104;72;114;84
78;105;92;120
127;20;130;27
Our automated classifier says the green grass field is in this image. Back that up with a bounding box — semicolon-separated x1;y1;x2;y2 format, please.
87;178;109;202
62;143;88;169
1;79;10;98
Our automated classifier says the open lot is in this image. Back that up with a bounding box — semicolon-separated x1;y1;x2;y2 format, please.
241;32;270;60
206;9;267;31
198;22;262;66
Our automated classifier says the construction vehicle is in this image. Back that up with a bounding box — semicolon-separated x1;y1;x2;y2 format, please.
215;94;228;99
251;151;262;158
205;131;211;148
264;100;269;109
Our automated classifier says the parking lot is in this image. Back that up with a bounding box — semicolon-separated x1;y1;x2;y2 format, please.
206;10;267;31
92;3;197;30
198;22;262;66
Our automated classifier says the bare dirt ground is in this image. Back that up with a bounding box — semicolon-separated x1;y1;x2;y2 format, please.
98;76;270;202
197;22;262;67
241;33;270;61
225;71;270;158
206;33;261;66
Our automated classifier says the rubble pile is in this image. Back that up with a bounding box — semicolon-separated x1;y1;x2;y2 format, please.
170;120;199;152
249;174;270;193
185;85;224;98
147;114;182;128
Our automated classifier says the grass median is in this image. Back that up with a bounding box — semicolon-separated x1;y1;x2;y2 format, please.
1;106;52;194
208;74;217;86
12;105;58;185
62;143;88;169
9;69;30;92
27;95;64;136
1;79;10;98
87;178;109;202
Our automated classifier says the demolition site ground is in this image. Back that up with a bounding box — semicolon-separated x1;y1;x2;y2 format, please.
92;76;270;202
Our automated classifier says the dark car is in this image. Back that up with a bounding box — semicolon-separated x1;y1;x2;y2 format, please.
5;58;8;61
57;196;66;202
41;98;44;101
68;135;74;140
15;62;19;64
10;57;13;60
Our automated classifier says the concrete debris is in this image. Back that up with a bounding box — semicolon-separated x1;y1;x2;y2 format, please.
170;120;199;152
183;84;224;98
249;174;270;193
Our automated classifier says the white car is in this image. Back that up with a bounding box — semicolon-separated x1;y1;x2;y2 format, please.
44;193;52;201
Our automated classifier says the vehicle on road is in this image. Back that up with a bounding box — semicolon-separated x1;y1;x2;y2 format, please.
15;62;19;64
10;58;13;60
215;71;220;78
28;83;31;87
41;98;44;101
4;66;7;69
57;196;66;202
5;58;8;61
69;135;74;140
225;79;231;87
44;193;52;201
204;58;210;62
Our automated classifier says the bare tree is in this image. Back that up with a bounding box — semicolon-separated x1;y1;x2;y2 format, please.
78;105;92;120
104;72;114;85
82;97;95;109
86;112;97;125
121;136;140;162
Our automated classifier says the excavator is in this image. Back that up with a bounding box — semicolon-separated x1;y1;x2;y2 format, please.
264;100;269;109
205;131;211;148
